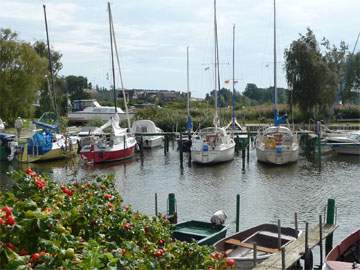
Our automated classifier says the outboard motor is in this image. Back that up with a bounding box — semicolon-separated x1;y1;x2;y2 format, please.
7;141;18;161
210;210;227;225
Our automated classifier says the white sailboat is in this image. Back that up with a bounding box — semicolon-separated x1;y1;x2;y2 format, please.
191;0;235;164
255;0;299;165
131;120;163;148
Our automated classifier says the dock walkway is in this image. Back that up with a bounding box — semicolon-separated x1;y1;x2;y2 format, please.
254;224;338;270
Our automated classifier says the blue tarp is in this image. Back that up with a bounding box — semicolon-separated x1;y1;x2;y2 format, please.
274;111;287;126
27;130;53;155
0;133;16;144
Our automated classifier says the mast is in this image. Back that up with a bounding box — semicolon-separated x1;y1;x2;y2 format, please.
273;0;278;114
109;2;131;129
232;24;236;129
213;0;218;129
107;2;117;113
43;5;58;118
186;46;190;122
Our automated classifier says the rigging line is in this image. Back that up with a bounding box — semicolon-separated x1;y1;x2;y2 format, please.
213;0;218;128
109;3;131;129
107;2;117;113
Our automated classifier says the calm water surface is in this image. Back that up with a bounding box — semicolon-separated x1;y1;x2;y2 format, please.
0;147;359;246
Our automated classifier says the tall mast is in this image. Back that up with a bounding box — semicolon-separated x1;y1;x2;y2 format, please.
109;3;131;129
43;5;58;117
232;24;236;129
273;0;278;113
108;2;117;113
186;46;190;120
213;0;218;129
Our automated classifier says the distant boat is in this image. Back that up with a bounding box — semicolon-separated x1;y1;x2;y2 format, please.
68;99;132;123
323;229;360;270
326;131;360;155
191;0;235;164
214;223;300;269
255;0;299;165
131;120;163;148
173;220;228;246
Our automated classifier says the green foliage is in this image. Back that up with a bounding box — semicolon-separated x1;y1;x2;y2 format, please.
343;52;360;103
205;88;250;108
0;169;229;269
0;29;48;125
65;75;91;102
243;84;288;105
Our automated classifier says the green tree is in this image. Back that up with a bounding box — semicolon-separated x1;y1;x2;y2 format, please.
285;28;338;119
0;29;47;124
343;52;360;103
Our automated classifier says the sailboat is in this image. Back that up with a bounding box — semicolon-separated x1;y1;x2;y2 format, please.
191;0;235;164
79;2;136;163
255;0;299;165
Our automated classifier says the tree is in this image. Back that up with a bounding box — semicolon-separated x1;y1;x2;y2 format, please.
65;75;91;101
0;28;47;124
284;28;339;119
343;52;360;103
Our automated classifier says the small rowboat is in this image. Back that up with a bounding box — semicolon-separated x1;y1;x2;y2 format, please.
173;220;228;246
214;224;299;269
323;229;360;270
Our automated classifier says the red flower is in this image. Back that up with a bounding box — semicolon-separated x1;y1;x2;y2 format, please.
0;217;4;225
122;222;132;230
226;258;236;267
31;253;41;262
159;239;165;245
107;202;113;209
25;167;33;175
6;215;16;226
6;242;16;251
103;193;113;200
34;177;46;191
2;205;12;216
61;186;73;197
154;248;164;257
123;205;129;211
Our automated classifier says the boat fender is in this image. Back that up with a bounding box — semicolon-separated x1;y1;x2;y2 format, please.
210;210;227;225
203;144;209;152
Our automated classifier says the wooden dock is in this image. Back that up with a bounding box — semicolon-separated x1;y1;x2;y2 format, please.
254;223;338;270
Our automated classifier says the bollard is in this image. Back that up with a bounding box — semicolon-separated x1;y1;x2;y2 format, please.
319;215;323;266
167;193;177;224
277;219;282;249
325;199;335;255
179;133;183;169
236;194;240;232
155;193;158;216
253;243;257;266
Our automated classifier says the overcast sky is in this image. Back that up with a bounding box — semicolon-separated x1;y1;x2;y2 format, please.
1;0;359;97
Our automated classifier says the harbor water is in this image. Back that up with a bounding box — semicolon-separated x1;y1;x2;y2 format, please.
0;146;359;246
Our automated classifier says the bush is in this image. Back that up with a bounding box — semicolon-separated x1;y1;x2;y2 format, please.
0;169;231;269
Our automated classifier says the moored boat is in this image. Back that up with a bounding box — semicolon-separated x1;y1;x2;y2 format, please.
326;131;360;155
173;218;228;246
323;229;360;270
214;223;299;269
131;120;163;148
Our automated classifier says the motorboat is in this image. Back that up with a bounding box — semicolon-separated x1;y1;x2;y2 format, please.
131;120;163;148
214;223;300;269
256;125;299;165
68;99;132;123
79;113;136;163
192;127;235;164
326;131;360;155
0;132;16;161
323;229;360;270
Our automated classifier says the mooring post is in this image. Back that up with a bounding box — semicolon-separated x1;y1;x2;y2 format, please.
253;243;257;266
179;133;184;169
139;136;144;157
247;134;250;163
305;221;309;252
319;215;323;266
236;194;240;232
281;247;286;270
167;193;177;224
325;198;335;255
155;193;158;216
164;135;167;156
166;134;170;153
188;131;192;167
242;148;245;171
277;219;282;249
294;212;298;234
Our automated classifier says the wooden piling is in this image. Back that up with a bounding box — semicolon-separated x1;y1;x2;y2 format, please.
325;199;335;255
253;243;257;266
155;193;158;216
294;212;298;233
179;133;183;169
281;248;285;270
164;135;167;156
319;215;323;266
236;194;240;232
277;219;282;249
188;131;192;166
139;136;144;157
242;149;245;171
247;134;250;163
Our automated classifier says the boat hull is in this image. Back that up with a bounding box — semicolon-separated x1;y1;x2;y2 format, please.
192;144;235;164
256;147;298;165
80;145;135;163
331;144;360;155
142;136;163;148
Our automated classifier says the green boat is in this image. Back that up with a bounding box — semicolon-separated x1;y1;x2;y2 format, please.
173;220;228;246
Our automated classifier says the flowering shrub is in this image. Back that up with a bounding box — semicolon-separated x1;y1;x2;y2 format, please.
0;169;233;269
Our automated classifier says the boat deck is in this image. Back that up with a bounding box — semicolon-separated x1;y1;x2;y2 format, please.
254;224;338;269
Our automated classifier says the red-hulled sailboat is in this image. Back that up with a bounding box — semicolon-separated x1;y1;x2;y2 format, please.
80;2;136;163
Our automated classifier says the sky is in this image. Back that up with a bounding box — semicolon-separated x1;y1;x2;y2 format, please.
1;0;359;98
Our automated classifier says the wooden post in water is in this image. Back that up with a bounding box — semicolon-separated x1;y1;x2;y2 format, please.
319;215;323;267
154;193;158;216
277;219;282;249
281;247;286;270
253;243;257;266
139;136;144;157
167;193;177;224
325;199;335;255
236;194;240;232
179;133;184;169
164;135;167;156
294;212;298;233
188;131;192;166
247;134;250;163
242;148;245;171
166;135;170;153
